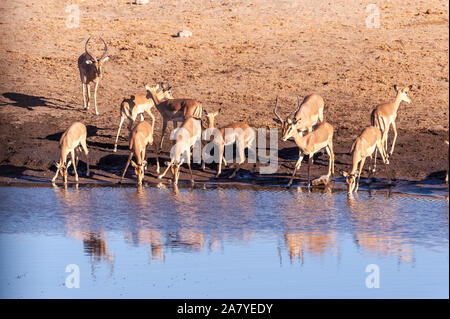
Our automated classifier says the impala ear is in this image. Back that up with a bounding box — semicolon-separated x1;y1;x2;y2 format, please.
131;160;137;168
100;56;109;62
272;118;283;124
85;60;93;65
393;84;398;92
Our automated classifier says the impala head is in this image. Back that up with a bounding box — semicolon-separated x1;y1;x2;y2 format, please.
342;171;356;194
204;108;221;127
84;37;109;79
159;81;174;99
146;82;174;100
273;96;302;137
56;160;72;184
131;160;147;185
393;84;412;104
281;118;302;142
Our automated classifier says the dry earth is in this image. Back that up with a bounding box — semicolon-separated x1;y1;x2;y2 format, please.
0;0;448;187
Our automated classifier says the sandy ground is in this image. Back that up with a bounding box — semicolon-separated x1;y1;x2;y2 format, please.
0;0;448;187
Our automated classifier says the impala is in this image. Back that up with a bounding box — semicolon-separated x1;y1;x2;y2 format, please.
157;117;202;185
282;121;335;188
342;126;389;194
146;86;203;174
113;82;173;152
78;36;109;115
371;85;412;156
446;140;449;184
120;120;154;185
203;109;256;178
52;122;90;184
273;94;324;135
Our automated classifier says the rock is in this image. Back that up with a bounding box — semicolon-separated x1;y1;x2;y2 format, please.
135;0;149;4
176;30;192;38
311;175;331;186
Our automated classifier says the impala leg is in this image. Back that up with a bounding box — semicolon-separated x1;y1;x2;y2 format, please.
229;138;245;179
52;162;61;182
355;157;366;193
229;163;241;179
173;164;181;185
327;141;335;176
81;139;90;177
114;116;126;153
390;121;398;156
287;152;303;188
325;146;333;177
145;109;155;129
216;144;224;177
373;146;378;173
383;125;390;157
120;152;133;183
93;81;99;115
156;120;168;174
82;83;88;110
87;83;91;109
158;160;173;180
186;151;194;183
307;155;313;188
70;150;78;182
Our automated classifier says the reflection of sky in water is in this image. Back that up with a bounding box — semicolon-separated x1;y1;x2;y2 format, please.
0;185;448;298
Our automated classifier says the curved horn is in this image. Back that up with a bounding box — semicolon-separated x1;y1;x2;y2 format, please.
84;36;97;62
99;37;108;60
289;96;302;119
273;97;283;122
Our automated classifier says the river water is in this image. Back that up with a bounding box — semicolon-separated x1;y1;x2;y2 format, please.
0;184;448;298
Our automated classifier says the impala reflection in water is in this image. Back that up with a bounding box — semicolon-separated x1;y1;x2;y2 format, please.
0;185;448;298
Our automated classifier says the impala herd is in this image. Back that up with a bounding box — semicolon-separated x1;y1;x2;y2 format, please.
51;37;447;194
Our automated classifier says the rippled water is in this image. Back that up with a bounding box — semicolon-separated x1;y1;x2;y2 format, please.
0;184;448;298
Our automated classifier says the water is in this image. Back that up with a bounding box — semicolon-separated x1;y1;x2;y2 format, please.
0;184;448;298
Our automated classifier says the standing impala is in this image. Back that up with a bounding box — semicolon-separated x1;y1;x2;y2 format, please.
342;126;389;194
157;117;202;185
371;85;412;156
446;140;449;184
282;121;335;188
203;109;256;178
113;82;173;153
78;36;109;115
146;86;203;174
273;94;324;135
52;122;90;184
120;120;154;185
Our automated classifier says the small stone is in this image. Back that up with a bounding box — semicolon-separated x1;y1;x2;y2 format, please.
176;30;192;38
135;0;149;4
